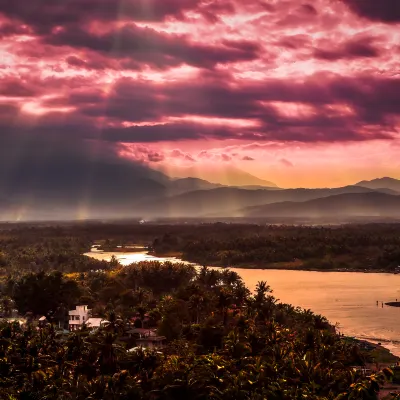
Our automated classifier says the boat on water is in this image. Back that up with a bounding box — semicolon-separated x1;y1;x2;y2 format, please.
385;302;400;308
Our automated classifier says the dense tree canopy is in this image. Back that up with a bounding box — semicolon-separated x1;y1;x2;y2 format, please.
0;259;398;398
8;271;81;317
0;222;399;398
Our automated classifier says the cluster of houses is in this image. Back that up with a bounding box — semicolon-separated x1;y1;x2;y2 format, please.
3;305;166;350
68;305;105;331
67;305;166;349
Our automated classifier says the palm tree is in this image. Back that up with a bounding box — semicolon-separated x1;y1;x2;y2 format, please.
233;283;250;308
188;294;204;324
136;305;147;328
217;288;232;327
103;310;124;334
94;332;122;375
255;281;272;305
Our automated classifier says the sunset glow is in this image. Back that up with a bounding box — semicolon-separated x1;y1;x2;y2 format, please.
0;0;399;188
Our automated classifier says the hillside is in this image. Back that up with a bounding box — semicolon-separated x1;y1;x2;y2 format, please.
356;177;400;193
243;192;400;218
138;185;392;218
167;177;223;195
166;165;278;187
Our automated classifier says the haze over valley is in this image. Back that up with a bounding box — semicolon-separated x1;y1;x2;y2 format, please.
1;167;399;221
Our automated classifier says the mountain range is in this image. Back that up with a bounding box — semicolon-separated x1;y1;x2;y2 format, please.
0;166;399;221
355;177;400;193
137;183;400;218
161;165;278;187
0;164;276;220
242;192;400;219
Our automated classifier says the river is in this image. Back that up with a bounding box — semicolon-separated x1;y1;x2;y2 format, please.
85;247;400;356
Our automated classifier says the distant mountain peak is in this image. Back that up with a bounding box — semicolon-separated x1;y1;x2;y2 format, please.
355;177;400;193
167;165;277;188
357;177;399;184
242;191;400;219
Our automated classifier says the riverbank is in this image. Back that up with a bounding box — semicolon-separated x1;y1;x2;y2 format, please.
151;251;397;274
350;338;400;365
92;241;398;274
85;248;400;360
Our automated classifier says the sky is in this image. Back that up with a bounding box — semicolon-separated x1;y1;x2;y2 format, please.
0;0;400;189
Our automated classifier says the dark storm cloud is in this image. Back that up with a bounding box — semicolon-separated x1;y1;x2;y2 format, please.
45;25;261;69
0;78;38;97
101;122;239;142
109;73;400;126
31;72;400;143
65;55;117;71
0;123;168;215
314;37;380;60
0;21;32;38
0;0;203;33
340;0;400;23
0;0;398;155
301;4;318;15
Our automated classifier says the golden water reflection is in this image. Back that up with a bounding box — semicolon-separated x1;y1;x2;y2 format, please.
85;248;400;356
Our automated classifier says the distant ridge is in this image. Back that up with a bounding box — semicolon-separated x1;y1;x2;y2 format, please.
242;192;400;218
138;185;394;218
167;178;279;195
168;165;278;187
167;177;223;195
355;177;400;193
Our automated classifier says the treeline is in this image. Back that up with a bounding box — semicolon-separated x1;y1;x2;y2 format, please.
153;224;400;271
0;222;251;276
1;223;400;278
0;262;396;399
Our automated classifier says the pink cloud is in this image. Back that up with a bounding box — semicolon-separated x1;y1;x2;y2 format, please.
0;0;399;188
170;149;196;162
279;158;294;168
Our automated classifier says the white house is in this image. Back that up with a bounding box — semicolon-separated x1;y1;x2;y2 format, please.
127;328;166;349
85;318;107;329
136;335;166;350
68;305;91;331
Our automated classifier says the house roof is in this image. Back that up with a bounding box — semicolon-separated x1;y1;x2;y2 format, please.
127;328;157;335
85;318;107;327
136;336;166;342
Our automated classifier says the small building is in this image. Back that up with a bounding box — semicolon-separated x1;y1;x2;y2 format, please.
85;318;107;329
38;316;49;328
136;335;166;350
126;328;166;349
68;305;91;332
127;328;158;338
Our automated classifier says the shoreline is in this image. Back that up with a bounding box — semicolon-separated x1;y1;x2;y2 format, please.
85;249;400;361
218;265;396;274
353;337;400;364
151;252;398;274
91;247;399;275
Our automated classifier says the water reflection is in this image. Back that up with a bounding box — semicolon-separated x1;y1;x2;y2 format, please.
85;248;400;356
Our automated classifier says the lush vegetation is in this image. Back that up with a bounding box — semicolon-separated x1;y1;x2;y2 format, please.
1;222;400;277
152;223;400;272
1;263;398;399
0;222;400;398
